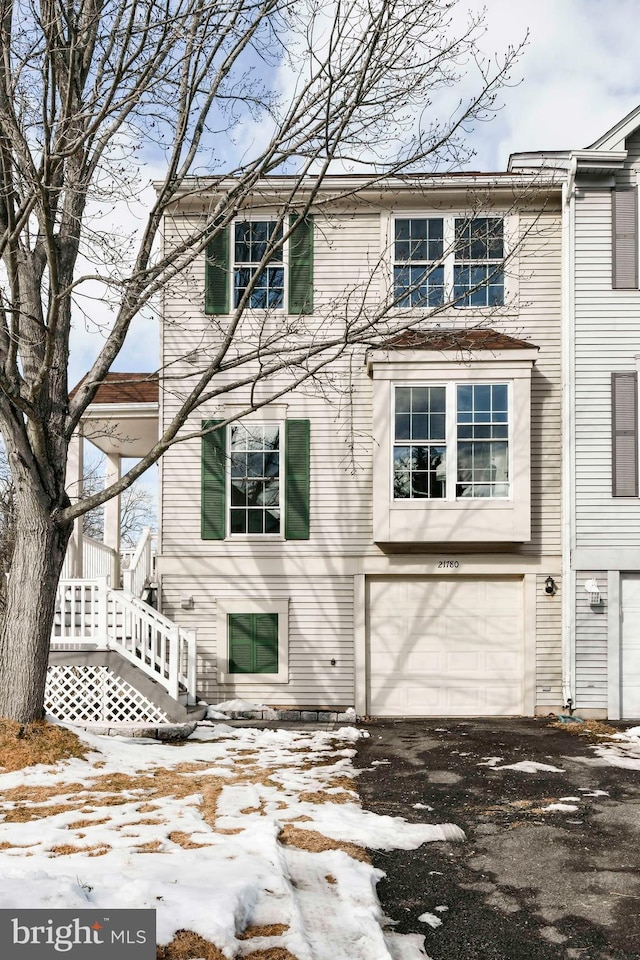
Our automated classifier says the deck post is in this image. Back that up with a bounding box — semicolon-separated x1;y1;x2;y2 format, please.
168;626;180;701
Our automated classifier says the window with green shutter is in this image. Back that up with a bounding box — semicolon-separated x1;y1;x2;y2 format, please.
202;419;310;541
205;217;313;315
228;613;279;673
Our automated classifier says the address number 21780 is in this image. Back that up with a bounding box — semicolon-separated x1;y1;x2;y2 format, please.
437;560;460;569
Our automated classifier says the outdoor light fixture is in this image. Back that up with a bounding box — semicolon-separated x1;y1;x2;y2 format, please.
584;578;601;605
544;576;556;596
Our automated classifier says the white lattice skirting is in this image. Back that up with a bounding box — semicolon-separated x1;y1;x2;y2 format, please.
46;665;170;723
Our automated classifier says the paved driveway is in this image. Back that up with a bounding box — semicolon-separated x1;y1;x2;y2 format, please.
355;718;640;960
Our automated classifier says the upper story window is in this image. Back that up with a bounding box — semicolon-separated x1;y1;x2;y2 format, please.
393;216;504;308
393;382;509;501
234;221;284;309
205;216;314;316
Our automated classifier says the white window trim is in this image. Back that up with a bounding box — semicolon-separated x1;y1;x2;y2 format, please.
387;212;517;311
226;419;285;540
391;381;513;503
216;598;289;684
231;218;289;312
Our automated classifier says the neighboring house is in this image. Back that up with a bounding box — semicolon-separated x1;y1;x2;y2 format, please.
511;104;640;720
153;172;564;717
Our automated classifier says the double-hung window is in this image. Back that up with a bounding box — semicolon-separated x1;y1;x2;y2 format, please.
205;216;314;315
234;221;284;309
453;218;504;307
229;422;281;534
201;418;310;540
393;216;504;308
393;383;509;500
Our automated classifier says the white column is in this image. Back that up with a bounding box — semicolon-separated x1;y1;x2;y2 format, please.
104;453;121;586
65;430;84;577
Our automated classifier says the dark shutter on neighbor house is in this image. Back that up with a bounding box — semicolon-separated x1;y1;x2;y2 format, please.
205;227;230;314
285;419;310;540
612;187;638;290
201;419;226;538
612;372;638;497
228;613;278;673
288;215;314;314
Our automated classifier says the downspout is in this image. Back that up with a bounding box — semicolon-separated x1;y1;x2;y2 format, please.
561;156;578;710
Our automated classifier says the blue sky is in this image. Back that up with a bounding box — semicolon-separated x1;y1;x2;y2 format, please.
68;0;640;385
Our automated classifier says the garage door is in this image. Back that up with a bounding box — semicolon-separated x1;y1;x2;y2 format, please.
621;574;640;718
368;577;524;716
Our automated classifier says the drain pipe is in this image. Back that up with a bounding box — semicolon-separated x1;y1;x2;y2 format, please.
561;156;578;712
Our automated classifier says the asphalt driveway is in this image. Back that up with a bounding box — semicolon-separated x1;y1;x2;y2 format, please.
355;718;640;960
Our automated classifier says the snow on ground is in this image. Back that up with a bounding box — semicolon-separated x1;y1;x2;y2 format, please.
591;725;640;770
0;723;465;960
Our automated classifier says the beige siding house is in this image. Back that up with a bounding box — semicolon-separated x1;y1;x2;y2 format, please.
511;104;640;719
155;172;565;717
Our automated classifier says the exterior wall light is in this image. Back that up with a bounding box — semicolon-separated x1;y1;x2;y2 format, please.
544;576;557;596
584;579;601;605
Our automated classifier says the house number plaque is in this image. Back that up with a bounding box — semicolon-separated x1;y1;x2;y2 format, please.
437;560;460;569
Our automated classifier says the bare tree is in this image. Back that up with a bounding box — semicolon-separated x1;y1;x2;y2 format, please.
0;0;523;721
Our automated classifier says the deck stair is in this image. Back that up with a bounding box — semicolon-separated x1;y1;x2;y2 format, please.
48;531;203;724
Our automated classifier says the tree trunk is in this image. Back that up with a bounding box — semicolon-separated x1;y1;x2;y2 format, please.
0;491;72;722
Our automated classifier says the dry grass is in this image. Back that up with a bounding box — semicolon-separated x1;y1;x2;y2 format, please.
66;816;111;830
157;930;227;960
168;831;209;850
278;824;369;863
550;718;620;741
237;924;289;940
0;720;88;771
135;840;165;853
298;791;353;805
49;843;110;857
324;875;337;885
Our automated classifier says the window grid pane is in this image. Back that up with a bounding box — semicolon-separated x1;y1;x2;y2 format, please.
394;219;445;307
453;217;504;307
393;386;446;499
234;221;284;308
229;423;281;533
456;384;509;498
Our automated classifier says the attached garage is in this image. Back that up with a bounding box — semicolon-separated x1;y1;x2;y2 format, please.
621;574;640;718
367;576;525;716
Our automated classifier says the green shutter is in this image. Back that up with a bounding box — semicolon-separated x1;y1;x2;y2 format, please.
288;215;313;315
201;419;226;539
205;227;230;314
228;613;278;674
228;614;254;673
285;419;310;540
254;614;279;673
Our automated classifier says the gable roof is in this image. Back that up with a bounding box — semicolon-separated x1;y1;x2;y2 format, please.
588;103;640;151
70;372;158;404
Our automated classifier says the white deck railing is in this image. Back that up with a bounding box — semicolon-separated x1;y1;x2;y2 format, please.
60;536;118;585
51;578;197;704
122;527;154;598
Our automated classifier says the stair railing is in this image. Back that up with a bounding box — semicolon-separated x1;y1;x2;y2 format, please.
122;527;154;598
51;578;197;704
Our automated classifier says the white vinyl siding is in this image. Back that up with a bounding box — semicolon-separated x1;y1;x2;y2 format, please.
161;575;354;706
574;572;608;710
535;573;563;708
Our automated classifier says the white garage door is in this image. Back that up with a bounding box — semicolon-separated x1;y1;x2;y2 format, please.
621;574;640;718
368;577;524;716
